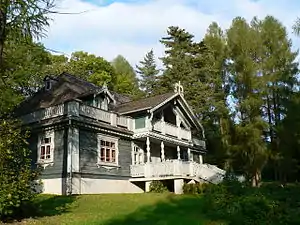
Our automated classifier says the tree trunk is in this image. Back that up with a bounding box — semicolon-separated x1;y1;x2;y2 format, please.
251;170;261;187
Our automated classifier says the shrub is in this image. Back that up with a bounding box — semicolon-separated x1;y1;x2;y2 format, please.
182;182;210;194
0;120;40;221
149;181;168;193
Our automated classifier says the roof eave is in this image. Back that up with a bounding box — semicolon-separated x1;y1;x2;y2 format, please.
150;93;179;113
118;107;152;115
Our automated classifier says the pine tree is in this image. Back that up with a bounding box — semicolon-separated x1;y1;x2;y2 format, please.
136;49;159;97
158;26;195;94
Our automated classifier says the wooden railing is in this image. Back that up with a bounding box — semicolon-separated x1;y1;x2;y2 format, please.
152;121;192;141
193;138;206;148
131;160;194;178
20;101;134;131
130;161;226;184
79;104;133;130
20;103;65;124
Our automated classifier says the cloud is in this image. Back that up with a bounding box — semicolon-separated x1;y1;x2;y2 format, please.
42;0;300;68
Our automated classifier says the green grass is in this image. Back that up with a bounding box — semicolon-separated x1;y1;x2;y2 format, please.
15;193;224;225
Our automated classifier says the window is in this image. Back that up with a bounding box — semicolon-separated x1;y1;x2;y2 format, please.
98;136;118;165
38;131;54;163
135;117;146;129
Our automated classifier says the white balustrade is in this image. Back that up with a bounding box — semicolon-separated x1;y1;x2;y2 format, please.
117;116;128;127
131;160;195;178
130;161;226;184
130;164;145;177
153;121;162;132
181;128;191;140
20;104;64;124
79;104;111;123
165;122;178;137
152;121;192;141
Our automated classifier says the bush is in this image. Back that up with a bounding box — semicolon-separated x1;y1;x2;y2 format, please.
182;182;210;194
0;120;40;221
149;181;168;193
200;180;300;224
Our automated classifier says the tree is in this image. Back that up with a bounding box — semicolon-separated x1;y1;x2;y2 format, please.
226;17;268;186
0;0;54;220
136;49;159;97
202;22;232;171
258;16;299;182
292;17;300;36
158;26;195;94
68;51;116;88
5;41;52;97
111;55;141;97
0;120;40;221
0;0;54;77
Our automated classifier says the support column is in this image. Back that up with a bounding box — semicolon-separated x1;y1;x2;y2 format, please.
177;146;181;160
145;181;151;192
131;142;135;165
161;141;165;162
199;154;203;164
174;179;184;194
146;137;151;163
67;126;80;195
187;148;191;161
176;113;181;139
161;112;165;134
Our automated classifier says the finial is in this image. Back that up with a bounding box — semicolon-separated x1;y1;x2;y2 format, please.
174;81;184;95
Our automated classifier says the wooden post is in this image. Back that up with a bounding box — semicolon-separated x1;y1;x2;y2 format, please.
187;148;191;161
161;141;165;162
146;137;151;163
199;154;203;164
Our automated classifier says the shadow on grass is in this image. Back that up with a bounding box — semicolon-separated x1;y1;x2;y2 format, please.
31;194;76;218
103;194;223;225
3;194;76;223
103;183;300;225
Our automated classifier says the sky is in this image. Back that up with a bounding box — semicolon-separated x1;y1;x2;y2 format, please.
42;0;300;68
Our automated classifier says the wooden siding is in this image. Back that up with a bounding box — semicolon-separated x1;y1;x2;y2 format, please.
79;129;132;177
29;129;66;179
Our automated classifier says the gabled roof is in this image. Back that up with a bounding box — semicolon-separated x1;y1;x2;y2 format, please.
15;72;131;115
114;92;175;114
115;91;204;136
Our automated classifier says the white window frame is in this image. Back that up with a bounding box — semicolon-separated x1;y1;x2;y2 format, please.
97;135;119;167
37;131;55;164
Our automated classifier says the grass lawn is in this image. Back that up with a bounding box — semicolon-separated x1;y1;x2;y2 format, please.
14;193;224;225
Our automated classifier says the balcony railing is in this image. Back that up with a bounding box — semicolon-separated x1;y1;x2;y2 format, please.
20;101;134;131
130;161;226;184
20;104;65;124
153;121;192;141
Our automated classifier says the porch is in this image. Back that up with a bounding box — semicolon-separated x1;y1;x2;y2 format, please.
129;136;226;183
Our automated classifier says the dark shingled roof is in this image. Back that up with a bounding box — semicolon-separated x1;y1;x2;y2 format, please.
114;92;176;114
15;72;131;115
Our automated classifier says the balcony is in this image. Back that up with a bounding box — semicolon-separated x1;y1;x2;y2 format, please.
79;104;133;130
153;121;191;141
20;101;134;131
130;160;226;184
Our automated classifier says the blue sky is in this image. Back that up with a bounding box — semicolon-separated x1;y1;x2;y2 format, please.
42;0;300;67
